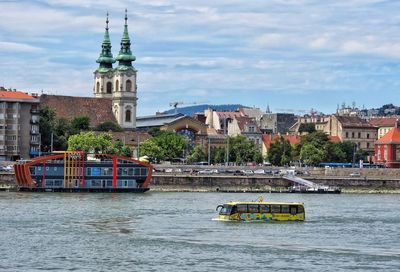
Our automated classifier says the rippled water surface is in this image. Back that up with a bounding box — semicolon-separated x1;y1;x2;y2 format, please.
0;192;399;271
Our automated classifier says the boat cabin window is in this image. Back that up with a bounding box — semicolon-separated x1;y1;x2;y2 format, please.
297;205;304;213
271;205;281;213
248;204;259;213
219;205;232;215
237;204;248;213
281;205;289;213
259;204;270;213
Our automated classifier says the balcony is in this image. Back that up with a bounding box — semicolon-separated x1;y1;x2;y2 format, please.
30;109;39;114
30;130;40;135
30;119;39;124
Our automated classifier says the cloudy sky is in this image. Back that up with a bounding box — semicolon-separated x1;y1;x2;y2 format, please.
0;0;400;115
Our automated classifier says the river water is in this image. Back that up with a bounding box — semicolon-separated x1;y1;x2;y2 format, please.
0;192;399;271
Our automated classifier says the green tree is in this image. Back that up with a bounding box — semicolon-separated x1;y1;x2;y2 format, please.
187;145;207;163
70;116;90;135
139;131;187;162
139;140;163;163
95;121;123;132
228;135;263;164
68;132;113;154
300;143;326;166
298;123;316;134
212;148;226;164
267;137;293;166
148;127;162;137
53;117;71;151
39;105;56;152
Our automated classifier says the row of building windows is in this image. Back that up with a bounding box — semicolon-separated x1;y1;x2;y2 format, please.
0;103;18;109
96;79;134;94
345;131;371;139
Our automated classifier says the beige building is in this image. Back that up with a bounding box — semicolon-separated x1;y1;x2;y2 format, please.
0;89;40;160
324;115;378;153
228;116;263;145
368;117;399;139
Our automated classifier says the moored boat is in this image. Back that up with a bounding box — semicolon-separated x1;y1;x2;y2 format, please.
215;197;305;221
14;151;152;192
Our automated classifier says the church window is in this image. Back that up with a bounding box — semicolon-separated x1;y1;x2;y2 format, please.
96;82;100;93
126;80;132;92
125;110;131;122
116;80;119;92
106;82;112;94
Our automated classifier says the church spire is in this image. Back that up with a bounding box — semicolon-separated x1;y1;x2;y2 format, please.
96;12;115;73
116;9;136;70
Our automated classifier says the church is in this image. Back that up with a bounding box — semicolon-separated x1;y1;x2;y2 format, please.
93;10;137;130
41;10;138;130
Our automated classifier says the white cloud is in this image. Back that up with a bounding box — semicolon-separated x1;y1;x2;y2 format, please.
0;41;43;52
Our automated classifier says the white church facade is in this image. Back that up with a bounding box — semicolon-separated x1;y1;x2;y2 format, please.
93;10;137;130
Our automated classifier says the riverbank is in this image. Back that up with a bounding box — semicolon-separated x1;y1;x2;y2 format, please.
2;172;400;193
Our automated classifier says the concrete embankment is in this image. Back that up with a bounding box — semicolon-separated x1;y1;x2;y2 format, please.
151;173;400;193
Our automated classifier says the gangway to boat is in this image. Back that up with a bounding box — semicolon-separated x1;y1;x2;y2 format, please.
282;174;341;194
282;174;316;188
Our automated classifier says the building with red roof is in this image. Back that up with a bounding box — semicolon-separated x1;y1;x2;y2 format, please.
374;121;400;168
369;117;399;139
0;88;40;160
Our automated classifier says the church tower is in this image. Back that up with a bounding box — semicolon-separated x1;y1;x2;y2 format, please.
94;13;116;98
112;9;138;130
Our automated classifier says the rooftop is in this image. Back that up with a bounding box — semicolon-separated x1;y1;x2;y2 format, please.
0;90;38;101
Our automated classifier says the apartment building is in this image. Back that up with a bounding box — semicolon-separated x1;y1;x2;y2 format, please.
0;89;40;160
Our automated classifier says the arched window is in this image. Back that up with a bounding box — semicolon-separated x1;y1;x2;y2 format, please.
126;80;132;92
125;109;131;122
106;82;112;94
115;80;119;92
96;82;100;93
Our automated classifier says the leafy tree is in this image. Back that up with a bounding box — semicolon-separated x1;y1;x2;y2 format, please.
139;131;187;162
95;121;123;132
324;141;346;162
148;127;162;137
187;145;207;163
139;140;163;163
68;132;113;154
39;105;56;152
267;137;293;166
70;116;90;134
53;118;71;151
300;143;326;166
298;123;316;134
212;148;226;164
112;140;132;157
228;135;263;164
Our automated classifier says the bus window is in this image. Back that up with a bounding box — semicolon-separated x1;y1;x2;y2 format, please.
297;205;304;213
271;205;280;213
237;204;248;213
281;205;289;213
289;206;297;215
230;205;237;214
248;204;259;213
259;204;270;213
219;205;232;215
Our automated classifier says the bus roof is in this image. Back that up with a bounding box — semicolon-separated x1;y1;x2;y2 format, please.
224;201;304;206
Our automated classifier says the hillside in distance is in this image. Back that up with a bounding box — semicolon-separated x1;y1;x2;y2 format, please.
164;104;248;116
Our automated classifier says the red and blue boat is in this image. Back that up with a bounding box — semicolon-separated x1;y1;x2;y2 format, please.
14;151;152;192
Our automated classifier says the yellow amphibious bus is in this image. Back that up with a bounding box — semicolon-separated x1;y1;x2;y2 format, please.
215;199;305;222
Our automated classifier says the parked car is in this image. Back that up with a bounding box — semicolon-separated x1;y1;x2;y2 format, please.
243;170;254;175
233;170;245;176
254;169;265;174
350;172;361;177
198;169;214;175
